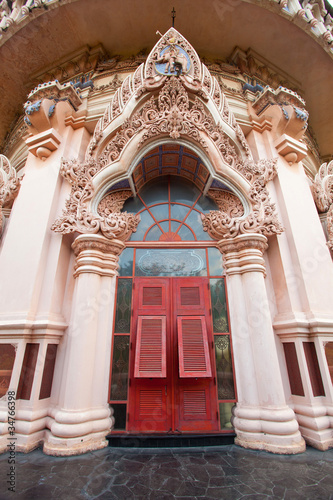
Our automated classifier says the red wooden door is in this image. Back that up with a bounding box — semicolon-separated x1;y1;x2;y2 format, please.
128;277;218;433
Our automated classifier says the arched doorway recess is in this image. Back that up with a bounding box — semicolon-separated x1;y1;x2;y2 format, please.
108;143;241;434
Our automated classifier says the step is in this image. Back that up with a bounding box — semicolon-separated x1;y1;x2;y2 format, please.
107;433;235;448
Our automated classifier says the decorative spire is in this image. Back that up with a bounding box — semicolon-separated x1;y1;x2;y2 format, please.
171;7;176;27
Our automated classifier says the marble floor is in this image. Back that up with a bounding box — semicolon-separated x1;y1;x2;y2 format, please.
0;444;332;500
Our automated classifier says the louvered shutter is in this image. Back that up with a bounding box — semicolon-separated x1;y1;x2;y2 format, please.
177;316;212;378
134;316;167;378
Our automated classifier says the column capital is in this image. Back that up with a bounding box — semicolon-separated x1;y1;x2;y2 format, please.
72;234;125;278
217;233;268;276
24;81;82;160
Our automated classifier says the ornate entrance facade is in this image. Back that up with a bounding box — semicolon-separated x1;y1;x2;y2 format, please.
1;21;333;457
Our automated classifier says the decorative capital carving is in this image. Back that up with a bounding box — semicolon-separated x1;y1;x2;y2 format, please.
252;86;308;142
202;158;283;240
24;81;82;160
72;234;125;278
25;80;82;113
0;155;21;237
51;158;140;242
217;233;268;276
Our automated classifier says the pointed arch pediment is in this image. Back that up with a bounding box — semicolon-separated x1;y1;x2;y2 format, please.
86;28;252;176
51;30;283;243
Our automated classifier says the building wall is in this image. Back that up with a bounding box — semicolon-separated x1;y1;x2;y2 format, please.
0;2;333;456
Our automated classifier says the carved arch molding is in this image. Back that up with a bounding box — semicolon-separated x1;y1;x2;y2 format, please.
52;28;283;243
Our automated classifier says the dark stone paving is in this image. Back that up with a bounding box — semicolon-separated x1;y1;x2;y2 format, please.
0;445;332;500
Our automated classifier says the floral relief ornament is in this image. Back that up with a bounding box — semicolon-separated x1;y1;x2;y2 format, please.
51;158;139;241
97;76;244;169
202;158;284;240
0;155;21;237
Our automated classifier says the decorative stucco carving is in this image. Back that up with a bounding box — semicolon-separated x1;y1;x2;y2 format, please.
0;155;21;236
51;158;139;241
252;86;309;141
96;76;247;169
97;190;133;216
145;28;201;81
311;160;333;213
23;81;83;160
73;238;124;258
202;158;283;240
207;190;244;218
311;160;333;250
87;28;251;160
25;80;82;114
218;234;269;256
96;49;147;74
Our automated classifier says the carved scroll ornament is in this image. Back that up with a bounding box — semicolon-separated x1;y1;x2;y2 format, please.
311;160;333;250
97;191;133;216
311;160;333;213
0;155;21;236
202;158;283;240
207;190;244;218
51;158;139;241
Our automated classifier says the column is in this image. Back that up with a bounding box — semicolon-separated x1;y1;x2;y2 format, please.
44;234;124;456
219;233;305;454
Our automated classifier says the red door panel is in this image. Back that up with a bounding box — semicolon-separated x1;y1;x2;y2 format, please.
173;277;208;315
177;316;212;378
128;277;218;434
173;278;218;432
128;278;172;433
134;316;167;378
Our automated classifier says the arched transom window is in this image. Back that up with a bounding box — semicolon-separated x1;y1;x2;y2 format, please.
124;175;219;242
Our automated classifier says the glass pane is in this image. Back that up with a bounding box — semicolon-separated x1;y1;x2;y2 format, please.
135;248;207;276
114;279;132;333
118;248;134;277
170;220;181;233
149;204;169;221
208;247;224;276
140;178;168;205
145;225;163;241
171;203;191;221
111;403;127;430
210;279;229;332
129;210;155;241
110;336;130;400
123;196;145;214
177;224;195;241
170;179;199;204
219;402;234;431
183;210;211;240
159;221;169;232
195;195;219;213
215;335;235;399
